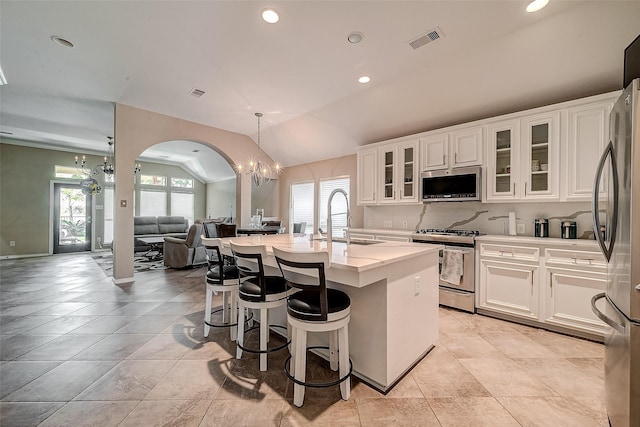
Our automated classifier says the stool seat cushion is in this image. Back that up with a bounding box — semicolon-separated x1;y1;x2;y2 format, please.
239;276;289;302
288;288;351;320
206;265;239;283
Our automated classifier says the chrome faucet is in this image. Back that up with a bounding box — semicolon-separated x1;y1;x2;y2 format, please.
327;188;351;245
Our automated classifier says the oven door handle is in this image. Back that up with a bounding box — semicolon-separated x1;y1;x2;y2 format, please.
440;288;471;296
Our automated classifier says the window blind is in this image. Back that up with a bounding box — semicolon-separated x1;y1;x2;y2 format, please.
290;181;314;233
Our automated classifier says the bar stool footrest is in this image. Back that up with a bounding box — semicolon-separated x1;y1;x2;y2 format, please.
236;324;290;354
284;345;353;388
204;307;253;329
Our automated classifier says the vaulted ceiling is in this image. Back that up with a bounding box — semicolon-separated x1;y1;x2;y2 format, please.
1;1;638;182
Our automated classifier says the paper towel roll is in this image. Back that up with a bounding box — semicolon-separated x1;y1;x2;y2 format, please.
508;212;517;236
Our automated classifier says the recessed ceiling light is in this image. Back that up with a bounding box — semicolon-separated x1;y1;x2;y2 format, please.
347;32;364;44
526;0;549;13
358;76;371;84
50;35;75;48
262;8;279;23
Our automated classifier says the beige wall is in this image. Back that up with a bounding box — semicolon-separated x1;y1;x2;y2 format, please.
113;104;277;281
0;141;109;256
0;140;208;257
252;179;279;219
278;154;363;233
206;178;236;220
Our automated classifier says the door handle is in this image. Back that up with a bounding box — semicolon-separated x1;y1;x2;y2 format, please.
592;141;618;262
591;292;625;334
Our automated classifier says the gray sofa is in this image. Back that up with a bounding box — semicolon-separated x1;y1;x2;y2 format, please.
134;216;189;253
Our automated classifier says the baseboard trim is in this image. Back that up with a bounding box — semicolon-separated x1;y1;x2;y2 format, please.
0;253;49;260
112;276;135;285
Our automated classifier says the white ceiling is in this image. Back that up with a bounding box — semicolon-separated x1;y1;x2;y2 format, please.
1;1;638;183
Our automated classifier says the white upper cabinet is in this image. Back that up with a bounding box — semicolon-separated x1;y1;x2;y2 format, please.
450;126;483;168
485;111;560;202
420;126;482;171
521;111;560;200
420;133;448;171
379;139;420;204
397;139;420;203
356;147;378;205
486;119;521;200
564;99;614;201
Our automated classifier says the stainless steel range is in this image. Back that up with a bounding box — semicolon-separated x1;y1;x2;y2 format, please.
412;229;481;313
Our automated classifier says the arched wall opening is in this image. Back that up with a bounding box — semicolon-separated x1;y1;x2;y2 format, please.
112;103;273;282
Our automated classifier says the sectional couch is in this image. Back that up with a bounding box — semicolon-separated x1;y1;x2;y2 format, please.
134;216;189;253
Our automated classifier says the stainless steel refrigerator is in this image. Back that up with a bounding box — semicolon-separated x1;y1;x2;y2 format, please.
591;78;640;427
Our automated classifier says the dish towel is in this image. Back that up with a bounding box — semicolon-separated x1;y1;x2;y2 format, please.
440;249;464;286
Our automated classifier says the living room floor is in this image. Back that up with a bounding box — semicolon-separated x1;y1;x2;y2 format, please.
0;253;607;426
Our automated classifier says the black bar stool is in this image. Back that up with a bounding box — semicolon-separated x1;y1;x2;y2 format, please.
201;237;242;340
230;242;291;372
273;246;352;407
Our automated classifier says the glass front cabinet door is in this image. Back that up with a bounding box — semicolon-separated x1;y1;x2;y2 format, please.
486;119;520;201
397;139;419;203
379;146;397;204
521;112;560;200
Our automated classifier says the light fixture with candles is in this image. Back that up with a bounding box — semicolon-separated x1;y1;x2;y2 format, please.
235;113;283;186
74;137;141;195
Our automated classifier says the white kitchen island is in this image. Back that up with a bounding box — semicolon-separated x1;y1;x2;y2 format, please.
219;234;441;392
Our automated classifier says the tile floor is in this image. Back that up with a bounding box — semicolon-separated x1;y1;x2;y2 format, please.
0;253;608;426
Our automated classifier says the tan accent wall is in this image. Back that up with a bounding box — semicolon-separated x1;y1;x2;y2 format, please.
277;154;363;233
113;103;274;281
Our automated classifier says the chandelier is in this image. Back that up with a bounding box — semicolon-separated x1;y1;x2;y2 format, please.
74;137;141;195
235;112;282;186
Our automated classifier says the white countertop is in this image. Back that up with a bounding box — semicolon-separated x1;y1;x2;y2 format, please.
219;233;441;273
476;234;601;249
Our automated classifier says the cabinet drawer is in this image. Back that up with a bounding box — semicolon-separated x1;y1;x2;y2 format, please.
545;248;606;270
479;243;539;261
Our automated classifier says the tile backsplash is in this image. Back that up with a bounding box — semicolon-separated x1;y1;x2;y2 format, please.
364;201;596;239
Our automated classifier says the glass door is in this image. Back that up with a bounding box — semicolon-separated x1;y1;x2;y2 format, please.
53;183;92;254
398;140;419;202
486;119;519;201
529;122;550;193
379;147;396;203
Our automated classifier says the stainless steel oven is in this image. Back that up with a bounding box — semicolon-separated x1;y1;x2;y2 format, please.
412;229;480;313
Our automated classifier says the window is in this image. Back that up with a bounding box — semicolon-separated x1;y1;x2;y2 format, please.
171;177;193;188
319;177;350;238
290;182;314;233
171;192;195;226
140;175;166;186
139;190;167;216
55;165;85;179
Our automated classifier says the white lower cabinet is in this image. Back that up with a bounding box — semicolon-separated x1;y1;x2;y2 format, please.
544;267;607;336
476;237;607;340
479;259;539;321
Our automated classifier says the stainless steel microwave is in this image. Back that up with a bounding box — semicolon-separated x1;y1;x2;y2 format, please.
421;166;482;202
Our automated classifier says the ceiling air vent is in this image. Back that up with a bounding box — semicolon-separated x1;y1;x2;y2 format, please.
409;27;444;50
189;87;206;98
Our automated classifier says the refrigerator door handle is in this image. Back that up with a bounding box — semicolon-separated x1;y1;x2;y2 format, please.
592;141;619;262
591;292;625;334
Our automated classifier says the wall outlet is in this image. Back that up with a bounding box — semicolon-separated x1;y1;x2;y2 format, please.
414;276;420;296
383;220;392;228
9;241;15;247
517;223;525;234
402;220;408;229
368;219;373;227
